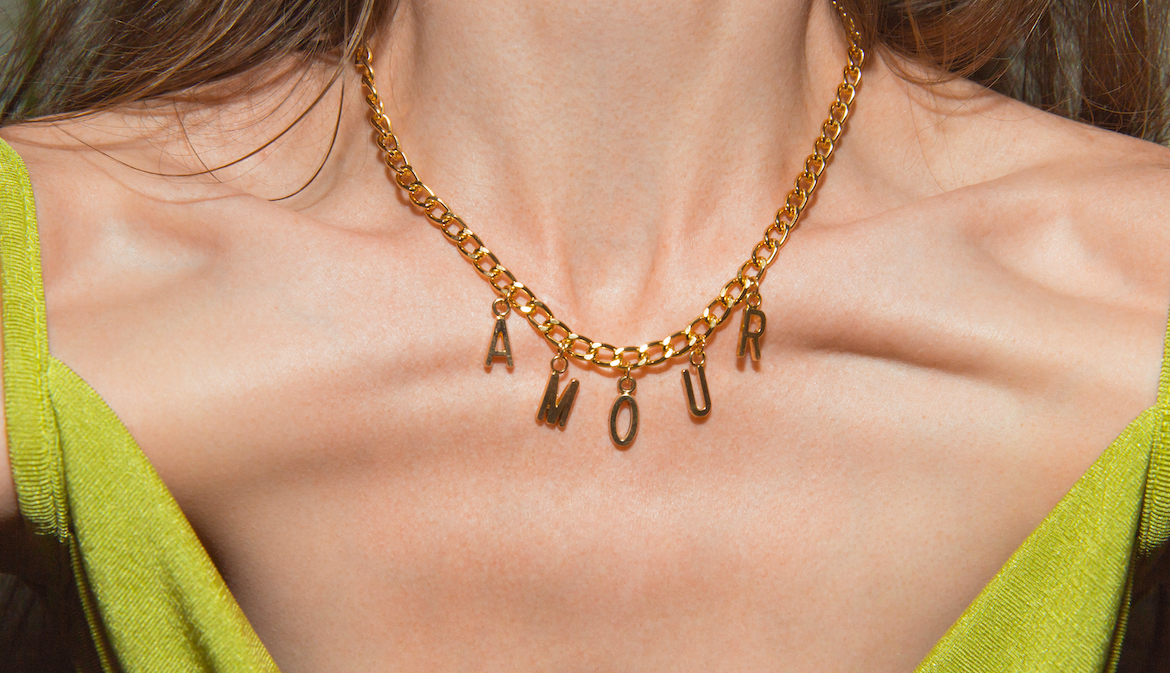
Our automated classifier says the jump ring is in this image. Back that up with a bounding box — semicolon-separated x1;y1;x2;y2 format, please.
492;297;510;317
618;369;636;393
551;354;569;374
690;348;706;367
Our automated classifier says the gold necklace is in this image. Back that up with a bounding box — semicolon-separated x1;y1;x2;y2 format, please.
358;3;864;448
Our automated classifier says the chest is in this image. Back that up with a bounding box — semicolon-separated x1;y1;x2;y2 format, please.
40;208;1162;671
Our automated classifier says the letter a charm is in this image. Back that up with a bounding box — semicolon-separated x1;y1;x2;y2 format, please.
537;352;578;428
610;370;639;448
682;346;711;418
737;293;767;361
485;298;514;370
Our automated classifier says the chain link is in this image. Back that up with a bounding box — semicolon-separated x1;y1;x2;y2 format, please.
357;1;864;371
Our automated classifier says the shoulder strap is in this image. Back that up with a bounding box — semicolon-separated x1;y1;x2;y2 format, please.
0;138;67;541
1137;310;1170;557
1161;313;1170;408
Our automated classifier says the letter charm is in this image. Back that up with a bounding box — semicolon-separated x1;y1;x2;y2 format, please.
737;304;767;361
485;298;514;370
485;318;513;369
609;371;639;448
537;353;578;428
682;365;711;418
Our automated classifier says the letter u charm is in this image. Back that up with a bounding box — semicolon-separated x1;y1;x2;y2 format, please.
610;370;639;448
682;347;711;418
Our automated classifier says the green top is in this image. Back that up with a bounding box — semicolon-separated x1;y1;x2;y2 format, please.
2;137;1168;672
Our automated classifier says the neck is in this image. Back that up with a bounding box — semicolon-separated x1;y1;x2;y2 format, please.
366;0;857;321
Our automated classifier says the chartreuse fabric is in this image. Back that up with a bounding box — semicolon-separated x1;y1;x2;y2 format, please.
1;138;1169;673
1;140;279;671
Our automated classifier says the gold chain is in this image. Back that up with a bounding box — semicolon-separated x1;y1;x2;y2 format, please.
357;2;864;372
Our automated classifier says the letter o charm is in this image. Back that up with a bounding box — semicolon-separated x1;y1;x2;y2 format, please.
609;393;639;448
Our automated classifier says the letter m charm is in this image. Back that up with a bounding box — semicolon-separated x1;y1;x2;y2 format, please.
537;372;579;428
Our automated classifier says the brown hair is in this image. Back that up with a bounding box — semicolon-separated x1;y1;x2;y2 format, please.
0;0;393;122
839;0;1170;142
2;0;1168;143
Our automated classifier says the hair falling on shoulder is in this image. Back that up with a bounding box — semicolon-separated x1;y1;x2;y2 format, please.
1;0;1168;143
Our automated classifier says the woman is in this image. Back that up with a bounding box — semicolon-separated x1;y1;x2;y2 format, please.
0;0;1168;670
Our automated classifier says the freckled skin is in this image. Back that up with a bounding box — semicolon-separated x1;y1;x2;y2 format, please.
2;1;1170;670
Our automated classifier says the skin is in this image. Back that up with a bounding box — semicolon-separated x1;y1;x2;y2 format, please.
3;0;1170;670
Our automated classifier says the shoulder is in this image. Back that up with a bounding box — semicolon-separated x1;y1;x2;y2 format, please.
0;127;63;531
0;120;244;321
937;89;1170;409
838;70;1170;419
885;76;1170;314
0;120;187;531
973;106;1170;315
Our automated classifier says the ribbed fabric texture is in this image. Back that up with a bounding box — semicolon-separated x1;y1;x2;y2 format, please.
915;410;1163;672
1;141;279;672
1;137;1168;671
1;138;64;542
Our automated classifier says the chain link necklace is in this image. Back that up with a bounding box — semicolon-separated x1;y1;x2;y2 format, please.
358;2;865;448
